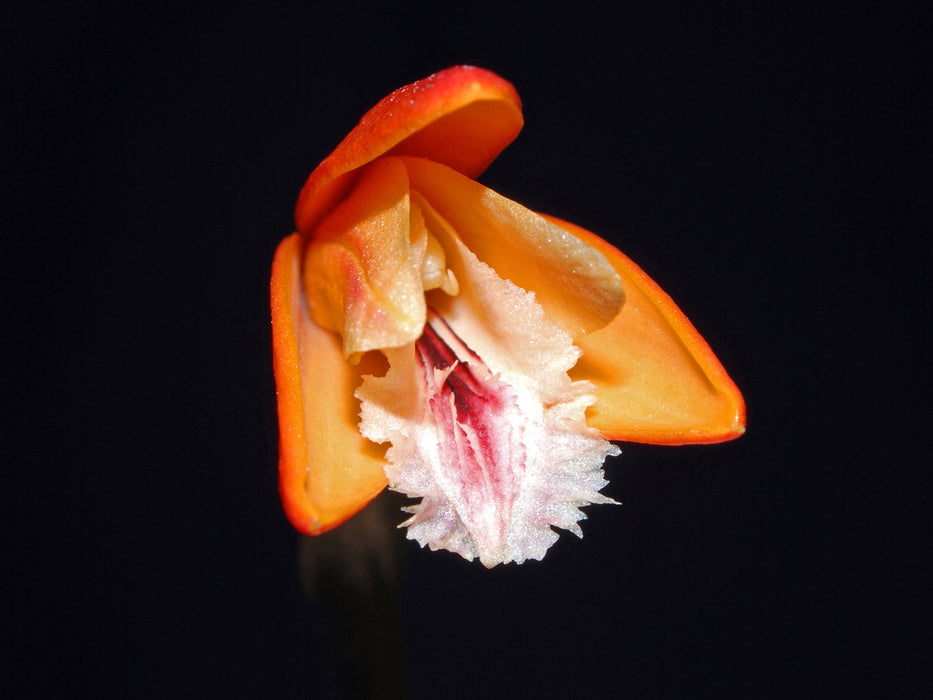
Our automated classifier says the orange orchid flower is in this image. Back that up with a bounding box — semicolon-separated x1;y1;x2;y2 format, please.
271;66;745;567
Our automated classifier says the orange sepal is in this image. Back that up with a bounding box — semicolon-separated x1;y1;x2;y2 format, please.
295;66;523;235
271;233;388;534
545;216;746;445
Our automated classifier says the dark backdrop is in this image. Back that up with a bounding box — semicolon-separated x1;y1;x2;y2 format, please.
5;2;923;697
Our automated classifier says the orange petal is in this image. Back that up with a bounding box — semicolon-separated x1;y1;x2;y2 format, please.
543;216;746;445
296;66;523;235
271;233;388;534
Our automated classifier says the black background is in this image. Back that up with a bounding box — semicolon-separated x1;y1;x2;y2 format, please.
4;2;924;697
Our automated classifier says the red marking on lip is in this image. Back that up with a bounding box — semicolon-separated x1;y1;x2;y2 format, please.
417;320;489;413
415;314;525;545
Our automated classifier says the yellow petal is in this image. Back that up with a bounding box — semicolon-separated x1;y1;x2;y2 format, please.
271;233;388;534
402;156;625;338
544;215;746;445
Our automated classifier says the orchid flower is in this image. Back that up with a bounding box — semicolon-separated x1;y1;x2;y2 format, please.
271;66;745;567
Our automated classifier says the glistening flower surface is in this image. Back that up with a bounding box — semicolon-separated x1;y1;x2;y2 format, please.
271;66;745;567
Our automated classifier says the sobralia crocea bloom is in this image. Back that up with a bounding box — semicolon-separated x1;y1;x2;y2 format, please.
271;66;745;567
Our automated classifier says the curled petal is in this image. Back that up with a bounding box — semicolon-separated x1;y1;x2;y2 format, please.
271;233;388;533
303;158;425;359
544;215;747;445
296;66;523;236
